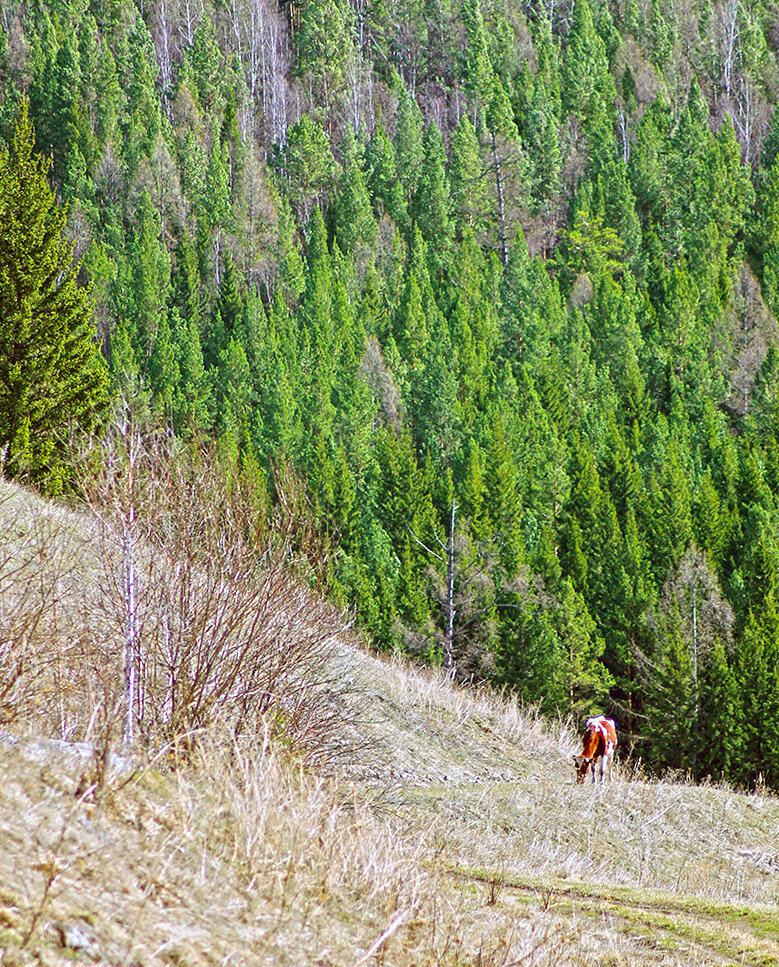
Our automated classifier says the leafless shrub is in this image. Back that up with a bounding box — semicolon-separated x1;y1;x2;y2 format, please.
0;487;81;729
77;406;356;761
485;870;505;906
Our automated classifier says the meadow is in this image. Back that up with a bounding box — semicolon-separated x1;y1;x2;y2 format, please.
0;478;777;966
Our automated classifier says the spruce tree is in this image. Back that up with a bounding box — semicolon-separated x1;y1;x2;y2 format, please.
450;115;489;240
0;100;108;488
334;128;377;256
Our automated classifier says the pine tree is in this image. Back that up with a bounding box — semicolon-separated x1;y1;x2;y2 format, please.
366;125;408;230
485;76;526;266
275;115;337;223
184;14;224;117
555;577;612;718
295;0;355;120
394;79;425;204
450;115;489;241
563;0;617;170
734;598;779;787
95;40;122;146
124;190;172;363
461;0;493;107
0;100;109;488
123;15;161;166
411;120;455;269
171;308;212;433
525;76;562;209
334;127;377;256
149;311;180;422
50;28;80;183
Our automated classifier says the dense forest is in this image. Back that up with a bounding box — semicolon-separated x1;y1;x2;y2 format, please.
2;0;779;787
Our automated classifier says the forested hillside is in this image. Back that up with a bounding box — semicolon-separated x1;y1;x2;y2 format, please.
2;0;779;787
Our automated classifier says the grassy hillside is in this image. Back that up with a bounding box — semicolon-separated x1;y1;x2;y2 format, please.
0;484;779;965
0;479;778;966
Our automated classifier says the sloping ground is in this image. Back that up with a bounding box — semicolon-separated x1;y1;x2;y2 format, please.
1;480;778;966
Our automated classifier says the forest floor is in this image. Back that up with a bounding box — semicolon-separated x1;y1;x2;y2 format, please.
1;479;778;966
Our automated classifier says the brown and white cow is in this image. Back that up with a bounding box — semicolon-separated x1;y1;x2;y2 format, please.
572;715;617;783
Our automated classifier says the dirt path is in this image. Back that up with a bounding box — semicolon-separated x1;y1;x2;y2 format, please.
451;869;779;966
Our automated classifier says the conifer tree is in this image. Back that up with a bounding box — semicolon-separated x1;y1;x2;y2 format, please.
0;100;108;487
334;127;377;256
366;125;408;229
563;0;617;170
184;14;224;117
276;115;337;222
485;76;525;266
149;312;180;421
295;0;355;120
50;28;80;182
394;79;425;204
411;121;455;270
555;577;612;718
123;15;161;165
124;190;172;363
450;115;489;240
171;308;211;433
461;0;493;107
734;599;779;787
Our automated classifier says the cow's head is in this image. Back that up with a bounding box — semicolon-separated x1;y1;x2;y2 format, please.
572;754;591;782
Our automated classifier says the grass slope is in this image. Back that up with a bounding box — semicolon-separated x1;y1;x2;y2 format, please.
0;480;777;966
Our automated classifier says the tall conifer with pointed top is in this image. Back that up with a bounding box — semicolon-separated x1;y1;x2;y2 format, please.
0;100;108;488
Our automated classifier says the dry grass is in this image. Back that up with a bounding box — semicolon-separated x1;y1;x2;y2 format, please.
1;478;778;966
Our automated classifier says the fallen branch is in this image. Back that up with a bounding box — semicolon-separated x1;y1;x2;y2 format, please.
352;909;410;966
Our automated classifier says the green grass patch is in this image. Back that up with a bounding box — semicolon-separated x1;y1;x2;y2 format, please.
446;867;779;967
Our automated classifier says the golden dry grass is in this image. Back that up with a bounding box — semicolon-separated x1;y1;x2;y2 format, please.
1;479;778;966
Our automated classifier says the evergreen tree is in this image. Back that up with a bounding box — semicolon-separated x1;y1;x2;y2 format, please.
50;28;80;182
334;128;377;256
184;14;224;117
171;308;211;433
366;125;408;229
734;598;779;788
563;0;617;170
394;79;425;204
450;114;489;240
295;0;355;120
275;115;337;222
555;577;612;718
0;101;109;488
411;121;455;270
461;0;493;107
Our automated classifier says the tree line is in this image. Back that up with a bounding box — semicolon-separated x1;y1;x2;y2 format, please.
2;0;779;786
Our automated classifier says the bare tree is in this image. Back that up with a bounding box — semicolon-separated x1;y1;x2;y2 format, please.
730;73;770;169
232;0;292;148
151;0;175;111
717;0;740;101
358;337;404;433
0;493;75;729
725;263;778;418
